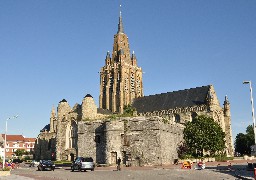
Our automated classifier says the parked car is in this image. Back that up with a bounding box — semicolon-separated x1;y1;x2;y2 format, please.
29;160;39;167
71;157;95;172
37;160;55;171
12;159;23;164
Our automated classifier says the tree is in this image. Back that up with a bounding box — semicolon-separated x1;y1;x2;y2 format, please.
15;149;26;156
183;115;226;157
246;125;255;148
235;125;255;155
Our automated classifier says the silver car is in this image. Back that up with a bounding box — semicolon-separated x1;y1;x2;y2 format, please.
71;157;95;172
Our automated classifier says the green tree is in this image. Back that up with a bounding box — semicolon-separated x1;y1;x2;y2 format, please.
183;115;226;157
235;125;255;155
15;149;26;156
246;125;255;147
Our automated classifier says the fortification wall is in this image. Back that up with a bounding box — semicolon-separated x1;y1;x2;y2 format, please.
77;116;184;166
34;132;56;160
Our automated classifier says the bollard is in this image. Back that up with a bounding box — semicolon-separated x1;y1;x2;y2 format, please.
254;168;256;180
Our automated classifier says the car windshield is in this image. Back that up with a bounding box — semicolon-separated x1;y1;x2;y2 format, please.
82;157;93;162
42;160;52;163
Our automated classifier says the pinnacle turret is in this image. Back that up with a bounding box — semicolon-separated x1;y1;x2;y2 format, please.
224;95;230;104
117;6;124;33
51;105;56;118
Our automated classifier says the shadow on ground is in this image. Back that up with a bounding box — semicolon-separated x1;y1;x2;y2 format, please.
205;164;253;180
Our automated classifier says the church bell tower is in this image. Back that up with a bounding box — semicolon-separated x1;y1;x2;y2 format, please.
99;8;143;113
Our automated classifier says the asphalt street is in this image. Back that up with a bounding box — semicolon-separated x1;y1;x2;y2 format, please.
1;161;254;180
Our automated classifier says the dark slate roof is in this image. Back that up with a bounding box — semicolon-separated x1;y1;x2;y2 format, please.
132;85;210;113
59;99;67;103
85;94;93;98
40;124;50;132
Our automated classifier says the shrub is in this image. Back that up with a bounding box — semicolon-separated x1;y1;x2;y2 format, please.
215;155;234;162
23;156;31;161
2;166;11;171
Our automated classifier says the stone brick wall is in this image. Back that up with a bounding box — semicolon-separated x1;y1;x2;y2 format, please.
78;120;106;163
105;120;124;164
77;116;184;166
34;132;56;160
160;123;184;165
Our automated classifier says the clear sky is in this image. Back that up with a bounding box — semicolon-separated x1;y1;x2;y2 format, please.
1;0;256;143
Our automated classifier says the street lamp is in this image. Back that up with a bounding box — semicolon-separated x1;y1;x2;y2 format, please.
2;115;18;169
243;81;256;144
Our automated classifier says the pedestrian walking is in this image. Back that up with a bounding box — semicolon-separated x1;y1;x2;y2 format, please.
117;157;121;171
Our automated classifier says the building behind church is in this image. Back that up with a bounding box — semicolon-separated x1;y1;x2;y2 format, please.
34;8;233;165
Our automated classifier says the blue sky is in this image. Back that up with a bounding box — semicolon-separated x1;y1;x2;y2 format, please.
1;0;256;144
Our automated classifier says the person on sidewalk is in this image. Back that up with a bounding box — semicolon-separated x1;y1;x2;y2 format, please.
117;157;121;171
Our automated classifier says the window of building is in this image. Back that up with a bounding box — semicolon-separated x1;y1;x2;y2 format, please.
48;139;52;150
174;114;180;123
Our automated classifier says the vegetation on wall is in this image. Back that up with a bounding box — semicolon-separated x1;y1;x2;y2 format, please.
122;105;136;117
107;105;136;120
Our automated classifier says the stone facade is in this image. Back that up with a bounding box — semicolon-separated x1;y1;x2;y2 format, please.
132;85;234;156
34;94;104;161
34;131;56;160
77;116;183;166
99;11;143;114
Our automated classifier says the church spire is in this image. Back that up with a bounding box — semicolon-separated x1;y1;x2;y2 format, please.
117;5;124;33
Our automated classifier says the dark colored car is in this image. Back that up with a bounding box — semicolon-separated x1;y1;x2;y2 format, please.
37;160;55;171
71;157;95;172
12;159;23;164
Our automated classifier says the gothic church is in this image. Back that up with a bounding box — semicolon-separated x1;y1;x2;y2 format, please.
34;9;233;165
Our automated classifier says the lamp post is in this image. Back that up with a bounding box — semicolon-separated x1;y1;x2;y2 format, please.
2;115;18;169
243;81;256;144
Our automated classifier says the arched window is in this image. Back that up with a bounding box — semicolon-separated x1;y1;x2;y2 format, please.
70;121;78;149
66;121;78;149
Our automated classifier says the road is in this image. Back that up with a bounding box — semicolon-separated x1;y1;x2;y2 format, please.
1;161;251;180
